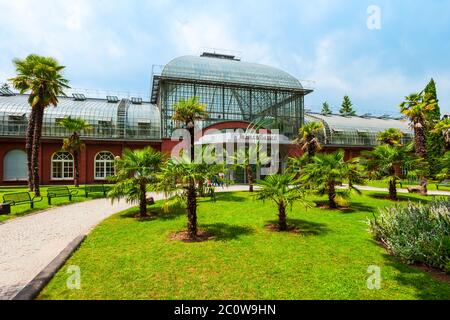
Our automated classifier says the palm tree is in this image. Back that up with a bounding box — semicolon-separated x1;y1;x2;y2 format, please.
295;121;324;159
159;154;223;240
361;144;419;201
108;147;165;218
172;97;208;162
377;128;404;146
301;150;363;209
9;55;70;196
59;117;92;187
255;173;311;231
400;92;437;194
231;144;270;192
433;118;450;151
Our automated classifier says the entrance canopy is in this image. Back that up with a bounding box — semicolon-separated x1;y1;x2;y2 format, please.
196;132;292;145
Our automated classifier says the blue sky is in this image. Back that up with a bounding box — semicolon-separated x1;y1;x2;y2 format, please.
1;0;449;115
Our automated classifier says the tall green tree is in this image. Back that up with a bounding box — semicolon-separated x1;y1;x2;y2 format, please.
108;147;165;218
400;92;437;194
255;173;311;231
301;150;364;209
321;102;332;115
432;118;450;151
361;144;419;201
159;154;224;240
340;96;356;116
295;121;324;159
424;79;445;174
9;55;70;196
59;117;92;187
377;128;404;146
172;97;208;162
437;152;450;181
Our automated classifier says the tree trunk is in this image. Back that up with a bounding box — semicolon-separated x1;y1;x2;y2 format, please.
198;179;205;197
139;181;147;218
189;126;195;163
389;178;398;201
73;149;80;188
414;124;428;195
32;106;44;197
246;165;254;192
307;136;316;159
186;180;198;239
328;181;337;209
26;106;38;191
278;201;287;231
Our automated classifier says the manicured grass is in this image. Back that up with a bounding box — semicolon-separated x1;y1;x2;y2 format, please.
39;191;450;300
0;185;106;223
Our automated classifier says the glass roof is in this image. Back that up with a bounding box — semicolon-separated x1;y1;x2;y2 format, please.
0;95;161;140
305;113;412;134
162;55;304;90
305;113;413;147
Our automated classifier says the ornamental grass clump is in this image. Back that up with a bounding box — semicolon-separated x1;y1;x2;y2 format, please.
370;199;450;273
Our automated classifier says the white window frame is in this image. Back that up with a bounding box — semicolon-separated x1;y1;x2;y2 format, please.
51;152;74;181
94;151;116;180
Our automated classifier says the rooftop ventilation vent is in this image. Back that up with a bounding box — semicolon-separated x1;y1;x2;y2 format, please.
72;93;86;101
131;97;143;105
0;88;15;96
200;52;240;61
106;96;119;103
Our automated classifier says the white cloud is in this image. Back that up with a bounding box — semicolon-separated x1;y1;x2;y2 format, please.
66;1;84;31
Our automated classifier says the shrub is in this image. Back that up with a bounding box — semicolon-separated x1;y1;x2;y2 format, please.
370;199;450;273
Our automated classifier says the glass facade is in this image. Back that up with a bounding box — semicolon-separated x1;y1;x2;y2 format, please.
0;95;161;141
155;55;311;139
305;113;414;147
160;82;304;138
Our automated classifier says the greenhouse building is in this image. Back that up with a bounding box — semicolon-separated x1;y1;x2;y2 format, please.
0;52;413;185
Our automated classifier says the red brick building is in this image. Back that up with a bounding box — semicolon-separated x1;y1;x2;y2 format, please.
0;52;412;186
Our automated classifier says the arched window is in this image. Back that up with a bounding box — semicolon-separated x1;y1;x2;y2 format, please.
52;152;74;180
3;149;27;181
95;151;115;180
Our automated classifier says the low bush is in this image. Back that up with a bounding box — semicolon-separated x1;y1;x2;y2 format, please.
370;199;450;273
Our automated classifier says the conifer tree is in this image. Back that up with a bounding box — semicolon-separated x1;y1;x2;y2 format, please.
424;79;445;175
340;96;356;116
321;102;332;115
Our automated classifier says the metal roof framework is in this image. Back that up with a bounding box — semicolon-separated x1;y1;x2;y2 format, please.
0;95;161;141
152;55;313;139
305;113;414;147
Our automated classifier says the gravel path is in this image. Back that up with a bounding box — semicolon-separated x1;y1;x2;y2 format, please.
345;185;450;196
0;196;154;300
1;184;447;300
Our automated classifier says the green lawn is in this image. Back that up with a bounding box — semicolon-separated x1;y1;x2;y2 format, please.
0;185;107;223
39;191;450;300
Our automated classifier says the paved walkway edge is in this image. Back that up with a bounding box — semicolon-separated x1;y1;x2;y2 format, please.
12;234;87;300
